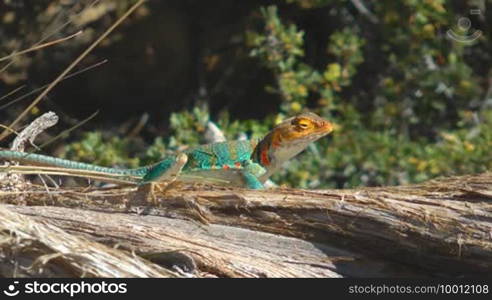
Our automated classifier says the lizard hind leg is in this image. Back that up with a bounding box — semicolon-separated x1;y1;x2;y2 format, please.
137;153;188;205
140;153;188;184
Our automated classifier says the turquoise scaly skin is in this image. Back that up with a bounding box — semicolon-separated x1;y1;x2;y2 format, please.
142;139;265;188
0;113;334;189
0;140;265;189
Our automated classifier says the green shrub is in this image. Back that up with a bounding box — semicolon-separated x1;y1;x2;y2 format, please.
64;1;491;189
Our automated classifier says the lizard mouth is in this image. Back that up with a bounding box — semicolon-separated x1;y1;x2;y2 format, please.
319;120;334;135
308;121;334;141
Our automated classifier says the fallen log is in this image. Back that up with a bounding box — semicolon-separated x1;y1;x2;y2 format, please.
0;172;491;278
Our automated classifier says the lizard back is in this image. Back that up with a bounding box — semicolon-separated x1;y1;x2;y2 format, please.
182;139;258;171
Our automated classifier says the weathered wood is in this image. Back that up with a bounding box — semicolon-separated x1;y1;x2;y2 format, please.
0;172;491;277
0;206;179;278
5;204;426;278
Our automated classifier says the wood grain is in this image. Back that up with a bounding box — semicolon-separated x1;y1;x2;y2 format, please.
1;172;491;277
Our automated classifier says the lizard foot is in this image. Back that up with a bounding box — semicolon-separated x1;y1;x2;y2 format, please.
134;182;157;206
134;153;188;206
135;178;183;206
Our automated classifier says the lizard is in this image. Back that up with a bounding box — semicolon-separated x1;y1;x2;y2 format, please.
0;112;333;189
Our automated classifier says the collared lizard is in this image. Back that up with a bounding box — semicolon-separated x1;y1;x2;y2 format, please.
0;112;333;189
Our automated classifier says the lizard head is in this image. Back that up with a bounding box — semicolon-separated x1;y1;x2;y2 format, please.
274;112;334;145
253;112;334;180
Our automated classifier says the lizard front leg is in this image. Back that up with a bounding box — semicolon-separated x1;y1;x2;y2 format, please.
241;160;267;189
241;171;264;189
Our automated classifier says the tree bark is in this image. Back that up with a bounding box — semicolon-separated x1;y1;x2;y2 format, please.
0;172;491;278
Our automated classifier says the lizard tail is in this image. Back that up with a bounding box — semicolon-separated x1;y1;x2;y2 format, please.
0;150;150;178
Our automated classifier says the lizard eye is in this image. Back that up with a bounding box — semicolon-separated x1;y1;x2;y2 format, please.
291;117;310;130
298;121;309;129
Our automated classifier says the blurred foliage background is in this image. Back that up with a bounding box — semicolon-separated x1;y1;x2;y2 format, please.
1;0;491;188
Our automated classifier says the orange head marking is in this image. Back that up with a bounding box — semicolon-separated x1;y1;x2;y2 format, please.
275;112;334;144
252;112;334;173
